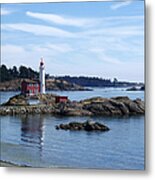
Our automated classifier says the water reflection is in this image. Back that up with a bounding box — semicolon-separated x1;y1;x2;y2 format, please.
20;115;45;156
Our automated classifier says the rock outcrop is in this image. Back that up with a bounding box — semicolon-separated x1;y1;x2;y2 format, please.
0;94;145;116
55;120;110;131
2;93;57;106
3;94;28;106
140;85;145;91
80;96;144;116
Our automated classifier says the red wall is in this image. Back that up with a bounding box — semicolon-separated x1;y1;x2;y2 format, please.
55;96;68;103
21;81;40;95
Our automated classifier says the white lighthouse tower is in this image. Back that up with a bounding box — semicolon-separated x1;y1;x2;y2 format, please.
39;57;45;94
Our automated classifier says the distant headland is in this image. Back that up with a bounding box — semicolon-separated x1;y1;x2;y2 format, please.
0;64;144;91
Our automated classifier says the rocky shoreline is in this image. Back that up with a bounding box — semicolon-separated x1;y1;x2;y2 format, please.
0;94;145;116
0;160;30;167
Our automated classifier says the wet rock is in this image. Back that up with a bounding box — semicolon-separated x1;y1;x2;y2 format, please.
55;120;110;132
126;87;138;91
140;85;145;91
126;86;145;91
55;125;60;130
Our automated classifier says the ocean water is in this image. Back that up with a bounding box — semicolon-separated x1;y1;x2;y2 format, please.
0;87;144;104
0;88;145;169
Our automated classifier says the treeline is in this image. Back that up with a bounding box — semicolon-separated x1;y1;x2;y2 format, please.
55;76;138;87
0;64;139;87
0;64;39;82
55;76;114;87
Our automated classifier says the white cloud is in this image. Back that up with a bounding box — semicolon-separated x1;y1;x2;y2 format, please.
1;44;25;54
90;48;121;64
47;43;73;53
80;25;144;38
28;43;74;53
1;44;29;67
1;8;12;15
1;43;74;70
26;11;94;27
104;15;144;21
26;11;143;28
1;14;143;39
111;0;132;10
1;23;74;38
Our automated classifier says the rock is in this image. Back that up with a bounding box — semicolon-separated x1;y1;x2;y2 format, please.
59;124;66;130
2;94;28;106
126;86;145;91
54;101;93;116
134;98;144;112
112;96;145;115
0;94;144;116
55;121;110;132
109;99;129;115
126;87;138;91
140;85;145;91
55;125;60;130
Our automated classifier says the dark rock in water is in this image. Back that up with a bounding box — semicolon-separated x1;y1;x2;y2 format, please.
126;86;145;91
55;125;60;130
140;85;145;91
55;120;110;132
126;87;138;91
84;120;96;131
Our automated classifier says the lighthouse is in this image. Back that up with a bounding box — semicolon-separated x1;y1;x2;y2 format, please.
39;57;45;94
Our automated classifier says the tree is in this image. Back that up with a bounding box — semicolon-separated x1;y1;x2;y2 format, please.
0;65;9;82
19;66;29;78
12;66;19;78
113;78;118;83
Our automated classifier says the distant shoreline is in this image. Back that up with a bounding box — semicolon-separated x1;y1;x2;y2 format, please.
0;160;33;167
0;78;92;92
0;160;20;167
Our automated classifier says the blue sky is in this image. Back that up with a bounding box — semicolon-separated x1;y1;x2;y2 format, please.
1;0;144;82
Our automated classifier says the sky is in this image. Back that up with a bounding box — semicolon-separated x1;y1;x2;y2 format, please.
1;0;144;82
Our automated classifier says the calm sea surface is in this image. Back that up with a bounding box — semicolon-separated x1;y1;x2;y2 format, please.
0;88;144;169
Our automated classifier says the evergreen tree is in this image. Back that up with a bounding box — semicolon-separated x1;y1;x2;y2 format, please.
0;65;9;82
